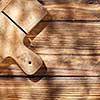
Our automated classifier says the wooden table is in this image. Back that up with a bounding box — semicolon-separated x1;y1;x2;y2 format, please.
0;0;100;99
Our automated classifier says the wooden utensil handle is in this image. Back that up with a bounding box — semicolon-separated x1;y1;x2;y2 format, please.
13;45;43;75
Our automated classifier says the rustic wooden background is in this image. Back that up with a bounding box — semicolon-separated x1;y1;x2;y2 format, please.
0;0;100;99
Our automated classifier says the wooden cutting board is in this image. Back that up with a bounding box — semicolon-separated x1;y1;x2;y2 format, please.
0;0;47;75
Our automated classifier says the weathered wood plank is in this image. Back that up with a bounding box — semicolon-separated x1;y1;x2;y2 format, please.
3;0;100;21
45;4;100;20
39;0;100;20
29;22;100;76
0;77;99;100
39;0;100;5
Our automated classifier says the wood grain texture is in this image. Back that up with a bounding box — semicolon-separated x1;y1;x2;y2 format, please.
0;0;11;11
38;0;100;20
29;22;100;76
0;77;99;100
39;0;100;5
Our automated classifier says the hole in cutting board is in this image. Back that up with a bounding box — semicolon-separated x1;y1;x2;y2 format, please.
28;61;32;64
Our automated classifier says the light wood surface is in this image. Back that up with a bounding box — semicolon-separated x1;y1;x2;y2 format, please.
3;0;47;33
0;0;11;11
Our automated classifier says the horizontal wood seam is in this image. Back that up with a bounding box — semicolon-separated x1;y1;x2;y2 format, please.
0;75;99;77
42;20;100;22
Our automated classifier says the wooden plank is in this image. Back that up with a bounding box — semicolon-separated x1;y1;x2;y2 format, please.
0;77;99;100
39;0;100;20
29;22;100;76
3;0;100;22
40;0;100;5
